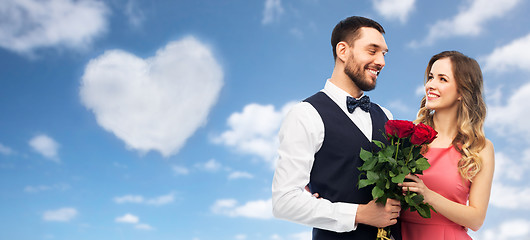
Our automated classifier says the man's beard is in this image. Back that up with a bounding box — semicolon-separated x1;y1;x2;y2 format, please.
344;56;377;91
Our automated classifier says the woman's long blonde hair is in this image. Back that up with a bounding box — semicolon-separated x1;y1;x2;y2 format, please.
415;51;486;181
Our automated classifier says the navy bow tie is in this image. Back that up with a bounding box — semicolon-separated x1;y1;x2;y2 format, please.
346;95;371;113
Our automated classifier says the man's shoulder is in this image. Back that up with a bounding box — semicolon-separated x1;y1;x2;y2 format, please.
280;100;323;133
288;101;317;116
302;91;327;103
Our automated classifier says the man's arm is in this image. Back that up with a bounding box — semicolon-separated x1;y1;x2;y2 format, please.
272;102;358;232
272;102;400;231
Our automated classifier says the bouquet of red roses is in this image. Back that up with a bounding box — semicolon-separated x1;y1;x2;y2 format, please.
358;120;437;239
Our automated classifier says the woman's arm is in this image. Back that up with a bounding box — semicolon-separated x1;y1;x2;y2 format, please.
400;139;495;231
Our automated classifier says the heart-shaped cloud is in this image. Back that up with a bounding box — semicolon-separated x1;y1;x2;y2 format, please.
80;36;223;157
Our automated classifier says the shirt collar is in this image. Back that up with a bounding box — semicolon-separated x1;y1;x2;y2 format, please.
323;79;366;105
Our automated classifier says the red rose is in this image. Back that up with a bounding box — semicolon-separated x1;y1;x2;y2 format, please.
410;123;438;145
385;120;415;138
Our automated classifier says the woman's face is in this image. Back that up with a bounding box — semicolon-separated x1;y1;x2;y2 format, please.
425;58;461;112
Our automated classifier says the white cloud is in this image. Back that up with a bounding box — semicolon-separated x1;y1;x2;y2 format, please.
211;198;273;219
0;143;14;155
135;223;154;230
486;82;530;140
115;213;154;230
415;84;425;97
80;36;223;157
114;195;144;204
290;231;312;240
262;0;284;25
270;234;282;240
412;0;521;46
115;213;139;224
43;207;77;222
228;171;254;180
387;99;414;115
493;151;530;182
214;102;296;166
113;192;175;206
0;0;108;54
489;182;530;210
196;159;222;172
212;199;237;210
24;183;70;193
482;33;530;72
113;162;128;169
268;231;312;240
124;0;145;28
29;134;60;162
172;165;189;175
372;0;415;23
235;234;247;240
145;192;175;206
289;28;304;39
485;83;504;107
478;219;530;239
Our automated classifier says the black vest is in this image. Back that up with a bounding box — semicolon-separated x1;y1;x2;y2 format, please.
304;92;401;240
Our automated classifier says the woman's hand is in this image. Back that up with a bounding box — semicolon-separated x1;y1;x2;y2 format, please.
398;174;433;204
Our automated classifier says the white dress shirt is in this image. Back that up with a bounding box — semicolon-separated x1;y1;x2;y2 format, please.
272;80;392;232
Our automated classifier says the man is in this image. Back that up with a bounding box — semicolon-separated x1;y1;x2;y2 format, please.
272;16;401;239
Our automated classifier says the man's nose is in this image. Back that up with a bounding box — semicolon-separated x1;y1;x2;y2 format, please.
374;53;385;68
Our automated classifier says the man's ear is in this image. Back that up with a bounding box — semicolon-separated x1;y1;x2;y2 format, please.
336;41;349;63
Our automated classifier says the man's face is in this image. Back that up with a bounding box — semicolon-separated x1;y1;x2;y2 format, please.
344;27;388;91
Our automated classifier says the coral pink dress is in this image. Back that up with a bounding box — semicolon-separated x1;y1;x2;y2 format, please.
401;146;471;240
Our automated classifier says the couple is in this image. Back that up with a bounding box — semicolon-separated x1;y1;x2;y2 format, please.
271;16;495;240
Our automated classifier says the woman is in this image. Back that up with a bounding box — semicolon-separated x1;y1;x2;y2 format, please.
399;51;495;239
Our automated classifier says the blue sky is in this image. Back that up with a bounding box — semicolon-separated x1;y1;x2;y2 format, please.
1;0;530;239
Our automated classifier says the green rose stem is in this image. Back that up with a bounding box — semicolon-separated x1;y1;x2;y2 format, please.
407;145;414;164
393;138;400;161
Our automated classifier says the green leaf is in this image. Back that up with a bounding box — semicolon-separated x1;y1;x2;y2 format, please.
430;204;438;213
386;156;397;165
391;173;407;183
359;156;377;171
408;160;417;168
372;186;384;199
366;171;380;182
376;196;387;204
381;145;396;157
415;204;428;218
417;204;432;218
359;148;373;161
401;165;411;176
416;158;431;171
404;194;416;207
358;179;375;189
373;140;385;149
412;194;424;205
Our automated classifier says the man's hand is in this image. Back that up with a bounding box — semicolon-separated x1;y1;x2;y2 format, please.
355;198;401;228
